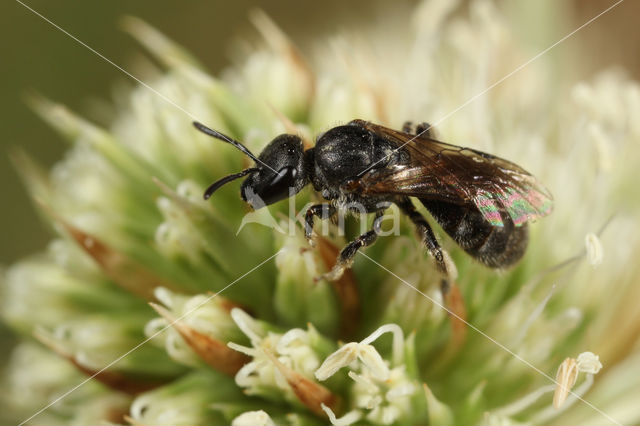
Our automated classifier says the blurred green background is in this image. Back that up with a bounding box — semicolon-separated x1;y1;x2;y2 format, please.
1;0;638;365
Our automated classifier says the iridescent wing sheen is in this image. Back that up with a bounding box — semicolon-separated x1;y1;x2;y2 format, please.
350;120;553;227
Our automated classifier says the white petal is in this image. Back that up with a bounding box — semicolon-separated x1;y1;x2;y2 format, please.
357;344;390;381
232;410;275;426
315;342;358;381
348;371;377;393
386;382;416;401
276;328;308;354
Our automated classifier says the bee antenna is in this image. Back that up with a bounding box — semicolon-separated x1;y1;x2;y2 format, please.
193;121;261;164
203;167;259;200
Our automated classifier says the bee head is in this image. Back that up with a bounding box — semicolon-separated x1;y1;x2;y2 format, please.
194;122;308;209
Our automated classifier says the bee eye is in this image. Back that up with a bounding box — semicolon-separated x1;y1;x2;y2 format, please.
255;166;297;206
274;166;297;184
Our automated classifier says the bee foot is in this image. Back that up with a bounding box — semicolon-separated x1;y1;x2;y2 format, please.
316;264;346;282
306;236;317;248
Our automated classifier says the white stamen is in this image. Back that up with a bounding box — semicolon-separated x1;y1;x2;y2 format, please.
535;371;598;423
130;394;153;420
230;308;264;343
576;351;602;374
513;284;556;346
585;233;603;266
227;342;258;357
553;352;602;410
321;403;362;426
360;324;405;366
153;287;174;308
144;317;168;337
234;362;259;388
553;357;579;409
495;351;603;418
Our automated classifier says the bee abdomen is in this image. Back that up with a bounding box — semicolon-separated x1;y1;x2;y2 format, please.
420;199;528;268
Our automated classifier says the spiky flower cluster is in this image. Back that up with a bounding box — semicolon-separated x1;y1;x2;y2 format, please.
3;1;640;425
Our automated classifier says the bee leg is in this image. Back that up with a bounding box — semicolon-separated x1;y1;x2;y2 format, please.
440;277;450;297
317;211;384;282
402;121;438;139
415;122;435;137
402;121;414;133
304;203;336;246
398;199;452;280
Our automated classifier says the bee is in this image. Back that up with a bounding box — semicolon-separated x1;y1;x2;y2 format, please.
194;119;552;282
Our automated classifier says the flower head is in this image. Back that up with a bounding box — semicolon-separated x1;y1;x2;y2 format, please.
3;1;640;425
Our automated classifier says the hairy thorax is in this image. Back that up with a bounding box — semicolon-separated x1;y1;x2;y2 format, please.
311;122;407;212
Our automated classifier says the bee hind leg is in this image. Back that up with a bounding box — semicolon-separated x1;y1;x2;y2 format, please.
316;211;384;282
398;198;454;291
402;121;438;139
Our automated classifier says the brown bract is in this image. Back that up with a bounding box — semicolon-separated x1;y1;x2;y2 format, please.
149;302;250;376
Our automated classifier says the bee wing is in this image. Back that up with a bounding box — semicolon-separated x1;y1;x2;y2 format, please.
351;120;553;227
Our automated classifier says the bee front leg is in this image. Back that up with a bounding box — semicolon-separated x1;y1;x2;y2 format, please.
304;203;336;246
317;211;384;282
398;199;453;290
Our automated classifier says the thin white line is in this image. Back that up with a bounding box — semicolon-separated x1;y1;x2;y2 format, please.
14;0;280;176
18;250;282;426
358;251;621;425
359;0;625;176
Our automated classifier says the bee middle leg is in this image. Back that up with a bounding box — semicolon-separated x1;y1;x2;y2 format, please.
398;198;453;293
317;210;385;282
305;203;336;246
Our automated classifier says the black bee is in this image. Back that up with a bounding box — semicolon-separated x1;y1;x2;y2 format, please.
194;119;552;282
